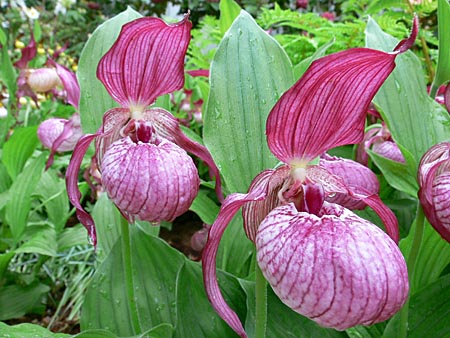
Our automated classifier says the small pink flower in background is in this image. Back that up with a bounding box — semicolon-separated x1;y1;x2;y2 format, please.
66;15;222;246
418;142;450;243
15;34;80;108
357;123;405;165
321;11;336;21
296;0;308;10
202;17;418;337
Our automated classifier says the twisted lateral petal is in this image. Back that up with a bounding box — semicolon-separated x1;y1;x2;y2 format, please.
48;59;80;109
256;203;409;330
266;48;397;163
143;108;223;201
101;137;199;223
320;154;379;210
97;15;192;108
202;171;272;338
418;142;450;242
66;133;99;246
14;34;36;69
242;166;289;242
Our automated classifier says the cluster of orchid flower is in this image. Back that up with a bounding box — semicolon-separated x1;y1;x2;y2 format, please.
31;11;450;337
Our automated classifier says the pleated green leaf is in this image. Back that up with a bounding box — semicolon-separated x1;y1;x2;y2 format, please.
77;7;142;133
240;279;348;338
15;225;57;257
430;0;450;96
35;169;69;232
366;148;418;197
408;274;450;338
5;153;46;241
2;126;39;180
365;18;450;168
0;283;50;320
189;189;220;224
204;10;294;194
400;220;450;293
0;322;69;338
81;228;184;336
219;0;241;35
174;262;246;338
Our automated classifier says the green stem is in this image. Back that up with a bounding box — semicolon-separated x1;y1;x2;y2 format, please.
121;215;142;334
398;205;425;338
255;263;267;338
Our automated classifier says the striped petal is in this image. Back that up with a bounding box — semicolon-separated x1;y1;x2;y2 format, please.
418;142;450;242
97;15;192;108
256;202;409;330
266;16;417;164
266;48;397;163
202;172;271;338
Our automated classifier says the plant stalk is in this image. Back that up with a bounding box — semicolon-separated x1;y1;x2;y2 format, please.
255;263;267;338
121;215;142;334
398;205;425;338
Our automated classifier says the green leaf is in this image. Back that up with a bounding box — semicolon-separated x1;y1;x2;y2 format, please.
189;189;220;224
73;330;118;338
78;7;142;133
408;274;450;338
35;169;69;231
2;126;39;180
92;194;122;262
217;212;255;278
0;39;17;108
5;153;46;241
239;279;348;338
204;10;294;194
0;160;12;193
15;225;57;256
33;20;42;43
174;262;246;338
219;0;241;35
57;224;90;251
366;148;418;197
138;323;174;338
0;283;50;320
0;252;14;280
293;38;335;79
400;220;450;293
0;322;69;338
81;228;184;336
0;27;6;45
365;18;450;167
430;0;450;96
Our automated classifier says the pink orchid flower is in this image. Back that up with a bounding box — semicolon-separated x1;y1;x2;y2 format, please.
202;18;418;337
66;15;222;246
15;35;80;108
418;142;450;243
357;123;405;165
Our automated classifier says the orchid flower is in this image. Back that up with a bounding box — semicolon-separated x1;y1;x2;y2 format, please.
66;14;222;246
357;123;405;165
202;18;418;337
15;34;80;108
38;113;83;169
418;142;450;243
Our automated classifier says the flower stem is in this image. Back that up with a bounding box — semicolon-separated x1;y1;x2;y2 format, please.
255;263;267;338
120;215;142;334
398;204;425;338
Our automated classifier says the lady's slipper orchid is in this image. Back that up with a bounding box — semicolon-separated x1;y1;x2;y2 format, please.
202;18;417;337
66;15;222;246
357;123;405;165
15;34;80;108
38;113;83;169
418;142;450;242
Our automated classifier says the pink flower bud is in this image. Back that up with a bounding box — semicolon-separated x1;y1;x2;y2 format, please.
256;202;409;330
101;136;200;223
37;114;82;152
26;68;63;93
